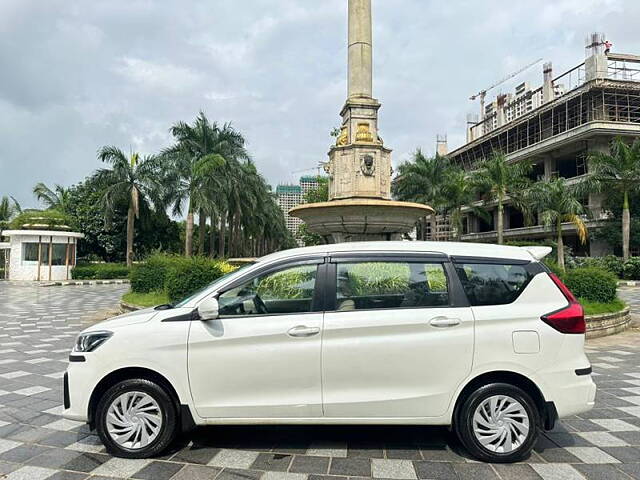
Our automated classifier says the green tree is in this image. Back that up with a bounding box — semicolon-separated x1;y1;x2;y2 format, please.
297;176;329;246
392;150;452;240
472;152;532;244
440;168;488;241
0;196;21;228
530;178;588;271
96;147;162;267
32;183;71;211
584;137;640;261
163;112;246;256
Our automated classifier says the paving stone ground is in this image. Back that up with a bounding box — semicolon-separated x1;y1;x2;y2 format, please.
0;282;639;480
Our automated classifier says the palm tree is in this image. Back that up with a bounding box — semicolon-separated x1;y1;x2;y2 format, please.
96;146;161;267
473;152;532;244
393;150;451;239
163;112;247;256
583;137;640;261
440;169;489;241
0;196;21;228
530;178;588;271
32;183;71;211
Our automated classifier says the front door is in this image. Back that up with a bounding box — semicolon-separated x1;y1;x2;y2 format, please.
188;260;324;418
322;258;474;418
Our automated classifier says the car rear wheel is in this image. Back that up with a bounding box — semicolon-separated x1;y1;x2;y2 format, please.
456;383;540;463
96;378;178;458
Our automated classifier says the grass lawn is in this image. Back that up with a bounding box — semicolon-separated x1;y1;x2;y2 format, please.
122;290;170;308
581;297;627;316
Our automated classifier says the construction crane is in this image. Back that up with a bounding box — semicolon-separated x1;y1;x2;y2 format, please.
470;58;544;120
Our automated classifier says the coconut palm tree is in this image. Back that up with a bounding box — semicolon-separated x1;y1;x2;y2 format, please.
392;150;451;239
163;112;247;256
32;183;71;211
583;137;640;261
439;169;490;241
95;147;161;267
472;152;532;244
530;178;588;271
0;196;21;226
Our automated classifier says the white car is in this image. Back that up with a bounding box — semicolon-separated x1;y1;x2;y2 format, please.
63;241;595;463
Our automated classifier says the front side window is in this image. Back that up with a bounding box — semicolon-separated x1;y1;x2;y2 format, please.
218;264;317;316
336;261;449;311
454;263;533;306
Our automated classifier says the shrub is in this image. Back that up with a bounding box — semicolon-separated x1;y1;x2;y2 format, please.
623;257;640;280
543;259;564;278
72;263;129;280
571;255;624;278
165;256;227;302
564;267;617;303
129;254;182;293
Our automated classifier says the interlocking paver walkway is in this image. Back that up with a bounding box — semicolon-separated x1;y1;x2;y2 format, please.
0;281;640;480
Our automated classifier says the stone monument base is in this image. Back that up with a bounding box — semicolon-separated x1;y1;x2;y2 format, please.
290;199;433;244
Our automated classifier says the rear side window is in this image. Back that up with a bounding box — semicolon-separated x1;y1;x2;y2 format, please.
454;263;533;306
336;261;449;311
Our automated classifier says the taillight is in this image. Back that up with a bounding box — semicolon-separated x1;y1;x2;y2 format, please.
541;273;586;334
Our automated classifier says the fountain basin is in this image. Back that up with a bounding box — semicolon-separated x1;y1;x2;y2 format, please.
290;199;433;243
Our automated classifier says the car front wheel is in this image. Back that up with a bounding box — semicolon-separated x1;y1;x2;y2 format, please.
456;383;540;463
95;378;178;458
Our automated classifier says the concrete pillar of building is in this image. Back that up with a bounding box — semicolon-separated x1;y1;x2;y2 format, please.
542;62;554;104
348;0;373;99
436;135;448;156
543;156;556;180
496;94;507;127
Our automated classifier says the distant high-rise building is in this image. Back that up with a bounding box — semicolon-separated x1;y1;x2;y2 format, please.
276;176;324;244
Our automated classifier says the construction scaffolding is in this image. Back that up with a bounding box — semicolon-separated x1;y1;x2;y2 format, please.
453;58;640;171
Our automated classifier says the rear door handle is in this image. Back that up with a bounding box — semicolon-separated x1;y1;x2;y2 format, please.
287;325;320;337
429;317;461;328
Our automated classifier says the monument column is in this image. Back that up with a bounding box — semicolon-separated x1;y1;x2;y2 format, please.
290;0;433;243
348;0;373;99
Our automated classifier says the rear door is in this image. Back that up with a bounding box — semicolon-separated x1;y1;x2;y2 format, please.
321;255;475;418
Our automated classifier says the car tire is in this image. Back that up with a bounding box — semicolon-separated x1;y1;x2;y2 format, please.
455;383;540;463
95;378;178;459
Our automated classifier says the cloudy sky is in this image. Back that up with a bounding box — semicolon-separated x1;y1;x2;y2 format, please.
1;0;638;208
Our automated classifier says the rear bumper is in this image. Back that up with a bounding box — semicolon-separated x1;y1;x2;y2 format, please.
548;368;596;418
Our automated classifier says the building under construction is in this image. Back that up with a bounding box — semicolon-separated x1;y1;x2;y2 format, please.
443;33;640;256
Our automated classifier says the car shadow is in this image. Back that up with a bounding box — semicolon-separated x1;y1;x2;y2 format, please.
164;424;464;457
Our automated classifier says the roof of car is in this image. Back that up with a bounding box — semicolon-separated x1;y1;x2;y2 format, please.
258;241;539;264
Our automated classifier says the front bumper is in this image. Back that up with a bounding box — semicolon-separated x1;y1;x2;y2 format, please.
62;355;100;422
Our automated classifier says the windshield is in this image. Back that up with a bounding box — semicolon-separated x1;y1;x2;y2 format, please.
172;263;255;308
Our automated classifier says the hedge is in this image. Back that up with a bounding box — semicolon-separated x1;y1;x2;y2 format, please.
623;257;640;280
129;254;182;293
572;255;624;278
564;267;618;303
72;263;130;280
129;254;236;303
10;209;74;231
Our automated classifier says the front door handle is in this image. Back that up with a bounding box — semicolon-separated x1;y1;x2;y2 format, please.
287;325;320;337
429;317;461;328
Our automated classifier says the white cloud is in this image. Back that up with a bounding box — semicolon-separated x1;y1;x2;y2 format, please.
114;57;203;93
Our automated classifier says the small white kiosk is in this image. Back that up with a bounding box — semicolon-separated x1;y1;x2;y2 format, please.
0;229;83;281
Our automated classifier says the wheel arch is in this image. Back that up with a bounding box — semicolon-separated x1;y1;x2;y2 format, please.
88;366;194;431
452;370;552;430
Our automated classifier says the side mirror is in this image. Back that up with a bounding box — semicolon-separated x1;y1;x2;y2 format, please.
197;297;219;321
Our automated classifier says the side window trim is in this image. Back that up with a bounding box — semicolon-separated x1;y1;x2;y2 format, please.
327;258;456;313
217;259;325;318
220;257;325;293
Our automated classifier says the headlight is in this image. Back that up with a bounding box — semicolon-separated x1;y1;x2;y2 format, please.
73;331;113;353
